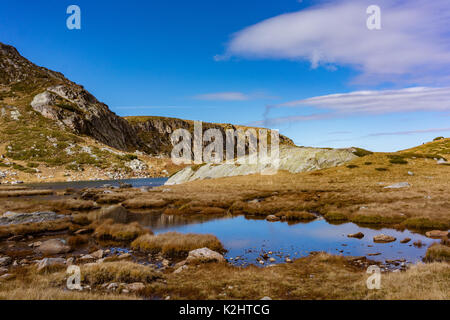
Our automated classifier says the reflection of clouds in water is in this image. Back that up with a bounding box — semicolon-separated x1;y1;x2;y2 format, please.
225;239;253;249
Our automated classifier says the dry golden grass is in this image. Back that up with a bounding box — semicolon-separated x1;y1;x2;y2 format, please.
276;211;317;221
0;219;73;239
81;261;161;285
131;232;224;257
0;265;139;300
425;243;450;262
143;253;450;300
122;198;168;209
92;219;151;242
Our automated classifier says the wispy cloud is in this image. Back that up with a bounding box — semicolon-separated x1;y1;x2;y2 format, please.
366;127;450;137
221;0;450;84
193;91;278;101
278;87;450;114
256;86;450;126
193;92;250;101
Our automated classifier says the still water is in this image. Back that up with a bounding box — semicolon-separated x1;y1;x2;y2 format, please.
143;215;438;267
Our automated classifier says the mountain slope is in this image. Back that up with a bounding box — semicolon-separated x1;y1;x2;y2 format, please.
0;42;293;182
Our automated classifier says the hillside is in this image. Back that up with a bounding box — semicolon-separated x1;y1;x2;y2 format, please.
0;42;291;183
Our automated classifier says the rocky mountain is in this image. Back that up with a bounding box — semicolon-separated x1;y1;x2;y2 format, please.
0;42;293;182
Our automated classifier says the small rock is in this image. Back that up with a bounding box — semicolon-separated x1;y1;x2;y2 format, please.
400;238;411;244
0;256;12;267
74;229;89;235
285;257;292;263
36;258;66;271
0;273;14;281
373;234;396;243
186;248;225;264
91;249;104;259
125;282;145;292
118;253;131;260
367;252;381;256
407;171;414;176
106;282;119;291
384;182;410;189
266;215;280;222
260;296;272;300
347;232;364;239
425;230;449;238
269;258;276;263
36;239;71;255
79;254;94;261
0;267;8;275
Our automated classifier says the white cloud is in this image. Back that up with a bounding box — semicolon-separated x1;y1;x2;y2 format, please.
367;127;450;137
278;87;450;114
222;0;450;84
193;92;250;101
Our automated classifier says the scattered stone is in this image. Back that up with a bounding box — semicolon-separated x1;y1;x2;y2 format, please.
260;296;272;300
186;248;225;264
407;171;414;176
0;273;14;281
425;230;449;238
28;241;42;248
91;249;104;259
0;211;64;226
373;234;396;243
269;258;276;263
106;282;118;291
0;256;12;267
285;257;293;263
367;253;381;256
118;253;131;260
36;239;71;255
37;257;66;271
347;232;364;239
384;182;410;189
400;238;411;244
80;254;94;261
173;265;188;274
125;282;145;292
266;215;280;222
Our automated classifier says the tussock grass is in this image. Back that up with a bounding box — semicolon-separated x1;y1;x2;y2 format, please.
122;198;168;209
276;211;317;221
425;243;450;262
0;219;72;239
93;219;151;242
81;261;161;285
143;252;450;300
131;232;224;257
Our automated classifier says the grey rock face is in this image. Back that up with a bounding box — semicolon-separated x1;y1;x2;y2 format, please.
0;211;66;226
166;145;357;185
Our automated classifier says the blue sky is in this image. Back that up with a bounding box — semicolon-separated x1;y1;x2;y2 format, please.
1;0;450;151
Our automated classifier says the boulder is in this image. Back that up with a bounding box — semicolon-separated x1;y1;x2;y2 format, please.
373;234;396;243
36;239;71;255
186;248;225;264
425;230;449;238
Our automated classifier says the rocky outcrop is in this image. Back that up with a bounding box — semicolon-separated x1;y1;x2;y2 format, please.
30;85;146;152
0;211;66;226
166;145;358;185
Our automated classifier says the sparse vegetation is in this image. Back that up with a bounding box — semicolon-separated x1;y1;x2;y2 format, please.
131;232;224;257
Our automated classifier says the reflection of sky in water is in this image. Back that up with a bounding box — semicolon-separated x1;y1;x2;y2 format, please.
154;216;440;265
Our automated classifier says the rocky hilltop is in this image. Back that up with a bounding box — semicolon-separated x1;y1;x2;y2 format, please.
0;42;294;183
